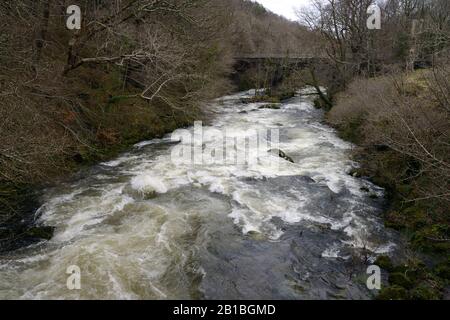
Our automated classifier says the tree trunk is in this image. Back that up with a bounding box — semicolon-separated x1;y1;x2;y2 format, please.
33;1;51;69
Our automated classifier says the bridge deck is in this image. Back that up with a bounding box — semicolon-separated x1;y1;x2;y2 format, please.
234;54;322;60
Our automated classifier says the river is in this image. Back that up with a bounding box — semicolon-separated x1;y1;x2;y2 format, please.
0;89;399;299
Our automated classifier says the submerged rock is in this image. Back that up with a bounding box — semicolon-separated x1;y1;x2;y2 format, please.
268;148;294;163
360;186;370;192
349;168;362;177
247;230;265;241
258;104;281;110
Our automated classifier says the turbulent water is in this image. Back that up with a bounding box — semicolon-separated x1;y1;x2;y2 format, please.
0;89;400;299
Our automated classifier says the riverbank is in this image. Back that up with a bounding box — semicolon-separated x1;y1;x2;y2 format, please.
0;107;202;253
322;69;450;299
0;63;212;253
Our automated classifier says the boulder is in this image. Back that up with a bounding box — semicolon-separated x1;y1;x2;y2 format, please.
268;149;294;163
258;104;281;110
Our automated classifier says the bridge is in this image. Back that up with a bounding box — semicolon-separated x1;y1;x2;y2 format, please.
231;53;327;88
232;54;326;74
233;52;327;62
234;54;321;60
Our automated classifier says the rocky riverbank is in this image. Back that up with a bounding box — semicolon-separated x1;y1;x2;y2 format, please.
321;70;450;300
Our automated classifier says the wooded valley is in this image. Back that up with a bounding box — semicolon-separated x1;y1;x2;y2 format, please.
0;0;449;300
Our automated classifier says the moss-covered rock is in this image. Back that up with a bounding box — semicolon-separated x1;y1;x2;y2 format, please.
375;257;447;300
389;272;414;289
410;283;442;300
247;230;265;241
277;91;295;101
377;285;409;300
313;96;332;111
375;255;394;271
402;206;429;230
433;259;450;281
349;168;362;177
384;210;407;230
411;224;450;252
